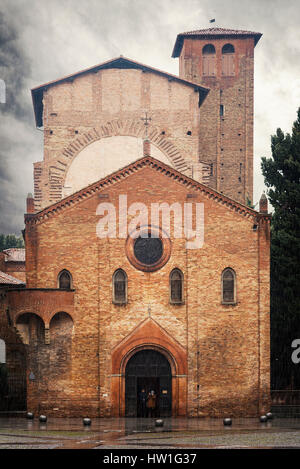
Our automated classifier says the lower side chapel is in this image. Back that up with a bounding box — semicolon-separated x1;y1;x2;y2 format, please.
0;27;271;417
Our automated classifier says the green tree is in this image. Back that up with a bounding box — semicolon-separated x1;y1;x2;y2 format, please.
261;108;300;390
0;234;24;251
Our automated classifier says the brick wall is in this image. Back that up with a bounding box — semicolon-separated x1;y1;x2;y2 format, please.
0;288;27;411
18;160;270;417
178;37;255;204
34;69;201;211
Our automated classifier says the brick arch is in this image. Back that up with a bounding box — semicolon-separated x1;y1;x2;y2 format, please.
15;312;46;346
110;317;187;417
15;311;45;326
49;119;191;202
49;310;74;326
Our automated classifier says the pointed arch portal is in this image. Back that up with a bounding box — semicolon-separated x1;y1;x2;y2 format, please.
111;318;187;417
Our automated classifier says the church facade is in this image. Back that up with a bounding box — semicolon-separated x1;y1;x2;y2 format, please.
0;28;271;417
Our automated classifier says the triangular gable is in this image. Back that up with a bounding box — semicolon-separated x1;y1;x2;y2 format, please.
31;56;209;127
25;155;267;226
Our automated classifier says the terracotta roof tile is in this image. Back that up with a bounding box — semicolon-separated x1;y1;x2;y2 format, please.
172;27;262;57
0;271;25;285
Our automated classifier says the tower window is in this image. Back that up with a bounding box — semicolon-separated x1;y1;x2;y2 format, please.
202;44;216;76
222;43;235;76
170;268;184;304
222;268;236;304
222;43;235;54
113;269;127;304
220;105;224;117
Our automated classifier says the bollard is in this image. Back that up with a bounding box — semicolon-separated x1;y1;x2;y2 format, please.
223;418;232;426
155;419;164;427
39;415;47;423
26;412;34;419
83;417;92;426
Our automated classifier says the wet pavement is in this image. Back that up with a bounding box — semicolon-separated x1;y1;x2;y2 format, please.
0;416;300;449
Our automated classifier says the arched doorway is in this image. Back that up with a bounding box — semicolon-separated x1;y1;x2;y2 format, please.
125;349;172;417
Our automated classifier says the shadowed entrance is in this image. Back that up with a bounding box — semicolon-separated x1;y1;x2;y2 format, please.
125;349;172;417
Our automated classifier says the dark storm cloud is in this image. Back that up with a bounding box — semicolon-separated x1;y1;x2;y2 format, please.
0;10;31;120
0;4;36;235
0;0;299;233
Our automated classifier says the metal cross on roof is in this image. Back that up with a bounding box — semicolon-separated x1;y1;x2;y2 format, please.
141;112;152;137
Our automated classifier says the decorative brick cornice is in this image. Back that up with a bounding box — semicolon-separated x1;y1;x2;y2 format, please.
25;155;270;226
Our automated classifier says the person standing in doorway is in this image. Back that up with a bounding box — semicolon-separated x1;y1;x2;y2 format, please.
146;390;157;418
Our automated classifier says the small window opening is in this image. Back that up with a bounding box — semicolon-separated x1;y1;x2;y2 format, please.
222;268;236;304
113;269;127;304
170;269;183;304
58;270;72;289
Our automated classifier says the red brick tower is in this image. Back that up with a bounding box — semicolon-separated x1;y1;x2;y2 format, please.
172;28;262;205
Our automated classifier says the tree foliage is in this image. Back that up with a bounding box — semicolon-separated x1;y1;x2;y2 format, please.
261;108;300;389
0;233;24;251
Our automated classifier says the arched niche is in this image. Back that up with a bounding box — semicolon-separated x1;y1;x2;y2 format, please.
16;313;45;345
48;312;74;379
49;312;74;341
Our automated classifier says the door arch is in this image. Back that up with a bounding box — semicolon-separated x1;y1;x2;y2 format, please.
111;318;187;417
125;349;172;417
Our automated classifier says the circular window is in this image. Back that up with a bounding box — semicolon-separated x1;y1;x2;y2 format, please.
126;226;171;272
134;235;163;265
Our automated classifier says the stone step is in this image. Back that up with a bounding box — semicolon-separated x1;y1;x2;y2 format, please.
271;405;300;418
0;411;27;418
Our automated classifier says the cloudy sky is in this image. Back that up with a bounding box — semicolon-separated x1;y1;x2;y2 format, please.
0;0;299;234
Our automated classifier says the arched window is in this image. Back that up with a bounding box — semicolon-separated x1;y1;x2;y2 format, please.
170;269;184;304
58;270;72;289
203;44;216;54
222;43;235;76
222;43;235;54
113;269;127;304
222;268;236;304
202;44;216;76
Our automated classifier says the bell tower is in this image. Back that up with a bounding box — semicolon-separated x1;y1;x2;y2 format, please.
172;28;262;204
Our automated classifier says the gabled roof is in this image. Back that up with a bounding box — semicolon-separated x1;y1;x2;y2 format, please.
25;155;269;227
0;271;25;285
3;248;25;262
172;27;262;57
31;56;210;127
